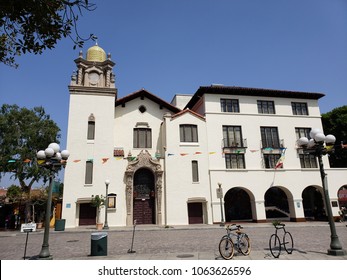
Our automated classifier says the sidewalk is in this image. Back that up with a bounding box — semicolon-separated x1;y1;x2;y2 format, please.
0;221;346;260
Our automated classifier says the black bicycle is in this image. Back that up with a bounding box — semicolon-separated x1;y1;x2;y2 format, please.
219;224;251;260
269;222;294;258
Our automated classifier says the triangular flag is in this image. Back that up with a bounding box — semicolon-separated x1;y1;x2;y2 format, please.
194;152;202;155
168;153;175;156
209;152;216;154
23;159;31;163
73;160;81;163
180;153;188;156
102;158;109;164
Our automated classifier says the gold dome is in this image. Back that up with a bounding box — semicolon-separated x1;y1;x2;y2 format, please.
86;44;106;62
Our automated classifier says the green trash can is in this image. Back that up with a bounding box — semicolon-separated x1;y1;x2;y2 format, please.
91;232;107;256
54;219;66;231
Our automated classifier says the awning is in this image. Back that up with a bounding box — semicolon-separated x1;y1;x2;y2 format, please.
76;197;92;203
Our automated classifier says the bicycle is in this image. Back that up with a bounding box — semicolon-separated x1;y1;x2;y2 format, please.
219;224;251;260
269;222;294;258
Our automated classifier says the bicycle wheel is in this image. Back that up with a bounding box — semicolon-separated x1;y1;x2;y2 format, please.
238;234;251;255
283;231;294;254
269;234;281;258
219;237;234;260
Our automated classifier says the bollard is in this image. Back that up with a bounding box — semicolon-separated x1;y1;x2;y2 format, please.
23;230;31;260
128;219;136;253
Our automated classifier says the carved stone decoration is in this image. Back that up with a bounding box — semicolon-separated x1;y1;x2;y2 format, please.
77;67;83;85
125;150;163;226
106;69;110;87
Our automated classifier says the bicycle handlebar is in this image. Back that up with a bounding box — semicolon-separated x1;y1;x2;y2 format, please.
226;224;243;231
274;223;285;229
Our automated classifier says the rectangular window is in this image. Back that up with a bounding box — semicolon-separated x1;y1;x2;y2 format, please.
85;160;93;184
225;154;245;169
292;102;308;115
192;160;199;182
299;154;318;168
260;127;280;148
295;127;311;140
264;154;281;169
257;100;275;114
133;128;152;148
222;126;243;147
180;124;198;142
87;121;95;140
221;99;240;113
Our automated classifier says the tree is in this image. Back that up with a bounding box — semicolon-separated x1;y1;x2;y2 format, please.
321;105;347;167
91;194;105;225
0;0;95;67
0;104;60;220
6;184;22;203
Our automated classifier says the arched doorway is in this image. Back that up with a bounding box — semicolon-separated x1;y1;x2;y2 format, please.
264;187;290;220
302;186;326;221
133;168;155;224
125;150;163;226
224;188;252;222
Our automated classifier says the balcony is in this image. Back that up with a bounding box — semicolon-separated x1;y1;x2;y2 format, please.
261;139;285;154
222;138;247;154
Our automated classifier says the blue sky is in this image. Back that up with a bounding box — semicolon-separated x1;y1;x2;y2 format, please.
1;0;347;187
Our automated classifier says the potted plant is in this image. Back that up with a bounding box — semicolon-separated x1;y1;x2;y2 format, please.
36;211;45;229
91;195;105;230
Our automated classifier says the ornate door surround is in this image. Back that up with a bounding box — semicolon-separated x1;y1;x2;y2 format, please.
125;150;163;226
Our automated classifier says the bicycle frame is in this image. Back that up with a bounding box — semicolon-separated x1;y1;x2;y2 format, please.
225;224;251;254
269;223;294;258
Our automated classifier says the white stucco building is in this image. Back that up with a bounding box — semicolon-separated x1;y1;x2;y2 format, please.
62;44;347;228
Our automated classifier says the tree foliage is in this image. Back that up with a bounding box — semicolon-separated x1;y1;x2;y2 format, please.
0;104;61;194
321;105;347;167
0;0;95;67
6;184;22;203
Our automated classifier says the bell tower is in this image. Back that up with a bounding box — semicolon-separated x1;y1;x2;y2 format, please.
69;42;117;93
63;43;117;228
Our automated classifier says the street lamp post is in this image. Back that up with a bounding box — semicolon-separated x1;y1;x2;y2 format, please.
36;143;69;259
103;179;110;230
217;183;225;226
297;129;346;256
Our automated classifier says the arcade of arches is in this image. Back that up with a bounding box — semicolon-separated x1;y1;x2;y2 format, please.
223;185;344;222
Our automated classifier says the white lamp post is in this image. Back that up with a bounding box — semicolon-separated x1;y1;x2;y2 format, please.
297;129;345;256
103;179;110;229
36;143;69;259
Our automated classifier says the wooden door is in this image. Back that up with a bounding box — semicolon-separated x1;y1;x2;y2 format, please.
133;199;155;224
188;202;203;224
79;203;96;226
